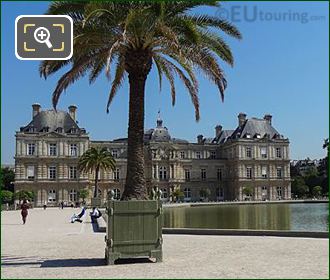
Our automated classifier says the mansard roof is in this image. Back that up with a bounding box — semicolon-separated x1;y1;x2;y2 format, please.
231;118;283;140
212;130;235;144
20;110;85;134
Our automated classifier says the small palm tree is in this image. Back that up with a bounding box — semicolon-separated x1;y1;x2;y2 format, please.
41;1;241;200
78;147;116;198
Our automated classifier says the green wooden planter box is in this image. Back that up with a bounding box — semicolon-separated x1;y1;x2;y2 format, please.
105;190;163;265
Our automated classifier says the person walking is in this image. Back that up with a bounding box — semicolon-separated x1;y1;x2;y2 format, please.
60;201;64;209
20;199;29;225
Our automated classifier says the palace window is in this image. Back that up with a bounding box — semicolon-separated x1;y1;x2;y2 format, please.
276;186;282;198
276;147;282;158
49;166;56;180
184;188;191;198
69;166;77;179
196;151;201;159
27;166;35;179
201;168;207;181
69;189;77;202
260;147;267;158
246;147;252;158
276;167;282;179
114;168;120;181
159;166;167;180
48;189;56;202
70;144;78;157
261;166;268;178
27;143;36;156
216;187;224;198
180;151;186;159
185;169;191;181
111;149;118;158
217;168;223;181
49;143;57;156
161;188;168;199
246;167;252;179
210;151;216;159
113;188;121;200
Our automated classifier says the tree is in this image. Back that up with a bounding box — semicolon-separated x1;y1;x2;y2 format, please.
171;189;184;202
14;190;34;202
242;186;253;199
78;188;89;203
0;168;15;192
41;1;241;200
304;171;322;191
291;177;309;198
199;188;211;200
312;186;322;198
78;147;116;198
1;190;13;204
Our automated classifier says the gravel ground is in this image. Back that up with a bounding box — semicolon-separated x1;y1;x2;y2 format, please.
1;208;328;279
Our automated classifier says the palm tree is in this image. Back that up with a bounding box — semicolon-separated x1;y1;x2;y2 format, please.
78;147;116;198
40;1;241;200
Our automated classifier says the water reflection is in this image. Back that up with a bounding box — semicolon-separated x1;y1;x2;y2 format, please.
163;203;328;231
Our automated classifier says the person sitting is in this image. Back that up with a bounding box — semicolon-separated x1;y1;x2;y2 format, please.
71;206;86;223
90;207;102;223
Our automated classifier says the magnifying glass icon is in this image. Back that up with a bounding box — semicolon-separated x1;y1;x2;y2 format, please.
34;27;53;49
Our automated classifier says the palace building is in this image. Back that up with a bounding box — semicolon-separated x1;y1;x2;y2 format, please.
14;104;291;206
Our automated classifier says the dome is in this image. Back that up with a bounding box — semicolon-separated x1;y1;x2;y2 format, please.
151;127;171;142
150;114;171;142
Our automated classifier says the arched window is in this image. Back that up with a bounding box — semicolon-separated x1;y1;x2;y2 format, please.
113;188;121;200
161;188;168;199
69;189;77;202
159;166;167;180
216;187;224;198
276;186;282;199
184;188;191;198
48;189;56;202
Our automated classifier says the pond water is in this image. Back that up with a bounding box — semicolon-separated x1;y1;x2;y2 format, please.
163;203;329;231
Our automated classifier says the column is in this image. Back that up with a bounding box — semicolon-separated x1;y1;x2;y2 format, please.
238;186;242;201
37;140;42;156
80;142;84;157
16;140;21;156
22;142;26;156
287;183;291;199
43;141;47;156
59;142;64;156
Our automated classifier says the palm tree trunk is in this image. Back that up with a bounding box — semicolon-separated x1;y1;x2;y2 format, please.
94;165;100;198
122;50;152;200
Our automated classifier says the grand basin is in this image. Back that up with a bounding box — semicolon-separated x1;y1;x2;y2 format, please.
163;202;329;231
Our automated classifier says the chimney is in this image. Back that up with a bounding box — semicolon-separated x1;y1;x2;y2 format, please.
32;103;41;118
238;113;247;127
264;114;272;125
197;134;204;144
68;105;77;121
215;125;222;137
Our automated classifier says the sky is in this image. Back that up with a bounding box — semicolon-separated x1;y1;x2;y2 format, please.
1;1;329;164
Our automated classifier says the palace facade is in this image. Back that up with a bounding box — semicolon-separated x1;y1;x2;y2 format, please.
14;104;291;206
